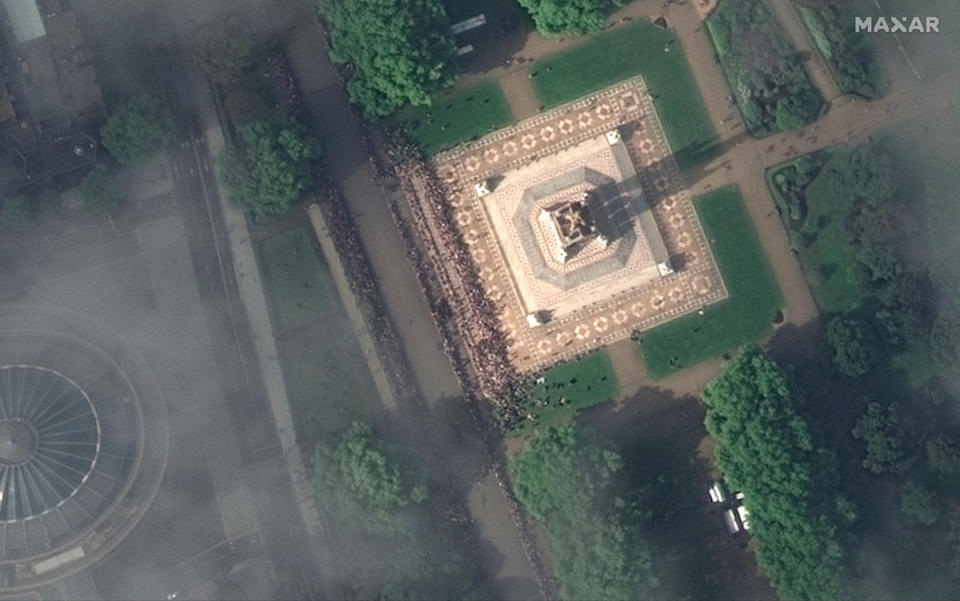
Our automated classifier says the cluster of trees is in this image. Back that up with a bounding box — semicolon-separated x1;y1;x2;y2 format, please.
310;422;481;600
511;425;659;600
851;402;912;475
320;0;459;117
823;316;875;378
1;195;36;225
702;347;855;600
707;0;821;134
516;0;624;36
100;96;172;166
797;4;875;95
190;17;252;85
218;118;320;220
78;166;121;215
771;153;822;223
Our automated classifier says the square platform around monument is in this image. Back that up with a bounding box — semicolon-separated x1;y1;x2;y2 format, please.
426;77;728;375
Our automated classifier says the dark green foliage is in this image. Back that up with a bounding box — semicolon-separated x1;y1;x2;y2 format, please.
706;0;821;135
511;425;659;601
771;154;823;223
926;434;960;483
78;166;121;215
1;195;35;225
100;96;171;165
320;0;458;117
851;402;912;475
218;119;320;219
824;316;874;378
516;0;622;35
190;17;252;84
929;311;960;369
311;421;426;534
702;347;852;601
947;518;960;579
899;481;940;526
798;5;875;95
874;273;928;347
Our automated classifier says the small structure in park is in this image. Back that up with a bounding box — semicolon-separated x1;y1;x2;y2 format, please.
401;77;727;388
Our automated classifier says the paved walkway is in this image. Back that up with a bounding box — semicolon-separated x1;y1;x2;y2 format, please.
500;69;541;120
306;204;398;409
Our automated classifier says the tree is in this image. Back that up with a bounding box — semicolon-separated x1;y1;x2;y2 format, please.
516;0;623;36
100;96;171;165
702;346;852;601
824;316;875;378
320;0;458;117
511;425;659;601
78;166;121;215
190;17;252;84
926;434;960;483
851;402;912;475
930;310;960;369
310;421;426;534
875;273;928;347
947;517;960;579
1;195;35;225
217;118;320;219
899;481;940;526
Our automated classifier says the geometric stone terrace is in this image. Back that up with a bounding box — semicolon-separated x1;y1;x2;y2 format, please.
417;77;727;378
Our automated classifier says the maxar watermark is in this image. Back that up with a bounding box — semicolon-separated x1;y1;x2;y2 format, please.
855;16;940;33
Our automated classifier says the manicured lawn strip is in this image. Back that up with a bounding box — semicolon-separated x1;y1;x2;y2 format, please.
392;80;513;155
258;228;335;333
278;329;379;452
509;351;618;435
529;21;717;169
638;188;782;378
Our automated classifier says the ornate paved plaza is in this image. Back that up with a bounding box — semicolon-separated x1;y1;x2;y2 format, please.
424;78;727;375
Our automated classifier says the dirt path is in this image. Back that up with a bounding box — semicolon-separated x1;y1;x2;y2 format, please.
500;69;541;120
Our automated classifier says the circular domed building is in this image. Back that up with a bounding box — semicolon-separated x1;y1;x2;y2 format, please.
0;306;167;591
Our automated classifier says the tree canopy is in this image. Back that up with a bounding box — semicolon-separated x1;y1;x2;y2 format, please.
311;421;426;534
190;17;252;84
1;195;35;225
702;346;853;601
851;402;912;475
320;0;458;117
78;166;121;215
511;425;659;601
823;316;874;378
516;0;623;36
100;96;171;165
926;434;960;483
899;481;941;526
217;118;319;220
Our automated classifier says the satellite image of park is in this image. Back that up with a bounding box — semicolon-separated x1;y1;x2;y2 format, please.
0;0;956;599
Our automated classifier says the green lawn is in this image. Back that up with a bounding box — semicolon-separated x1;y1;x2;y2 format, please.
529;21;717;169
392;80;513;155
638;187;782;379
257;228;379;451
257;228;334;333
765;152;865;314
509;351;618;435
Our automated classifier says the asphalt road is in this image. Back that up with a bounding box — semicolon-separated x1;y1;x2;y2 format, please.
160;48;330;601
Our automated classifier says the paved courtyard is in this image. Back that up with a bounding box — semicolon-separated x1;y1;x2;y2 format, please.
426;78;727;374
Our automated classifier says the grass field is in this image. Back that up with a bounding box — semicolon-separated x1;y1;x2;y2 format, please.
637;187;782;379
392;80;513;155
257;228;334;333
257;228;379;451
765;152;865;314
529;21;717;169
509;351;618;435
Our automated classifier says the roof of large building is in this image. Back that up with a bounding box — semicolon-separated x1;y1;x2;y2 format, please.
2;0;46;44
